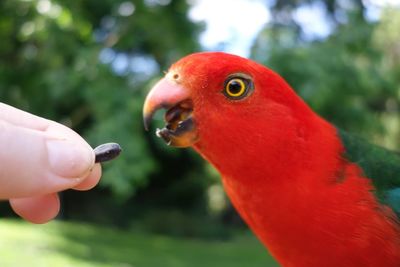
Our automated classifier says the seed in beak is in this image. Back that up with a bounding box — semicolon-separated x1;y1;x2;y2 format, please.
164;101;193;131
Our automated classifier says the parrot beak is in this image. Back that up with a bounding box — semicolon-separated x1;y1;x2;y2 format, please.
143;77;199;147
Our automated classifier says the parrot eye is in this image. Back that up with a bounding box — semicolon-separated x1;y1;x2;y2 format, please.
223;76;253;100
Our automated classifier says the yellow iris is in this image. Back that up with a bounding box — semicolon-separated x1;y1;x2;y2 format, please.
225;78;247;98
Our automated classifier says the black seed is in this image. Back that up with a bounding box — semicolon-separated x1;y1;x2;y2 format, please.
94;143;122;163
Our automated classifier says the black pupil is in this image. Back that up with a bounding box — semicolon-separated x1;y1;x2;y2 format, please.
229;80;244;94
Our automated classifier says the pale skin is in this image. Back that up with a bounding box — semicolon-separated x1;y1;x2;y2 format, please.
0;103;102;223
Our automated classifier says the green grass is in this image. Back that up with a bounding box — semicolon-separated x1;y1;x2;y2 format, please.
0;219;279;267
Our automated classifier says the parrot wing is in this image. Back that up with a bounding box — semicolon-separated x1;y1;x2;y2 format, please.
339;129;400;217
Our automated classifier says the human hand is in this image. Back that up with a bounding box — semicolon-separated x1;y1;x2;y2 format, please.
0;103;102;223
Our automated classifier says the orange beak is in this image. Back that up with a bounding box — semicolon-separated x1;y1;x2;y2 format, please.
142;77;199;147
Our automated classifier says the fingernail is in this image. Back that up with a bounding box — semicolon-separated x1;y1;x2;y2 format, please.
47;139;94;178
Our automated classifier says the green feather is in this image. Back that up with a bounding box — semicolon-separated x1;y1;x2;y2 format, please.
338;129;400;216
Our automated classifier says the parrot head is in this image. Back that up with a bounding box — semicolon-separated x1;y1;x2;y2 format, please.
143;52;316;174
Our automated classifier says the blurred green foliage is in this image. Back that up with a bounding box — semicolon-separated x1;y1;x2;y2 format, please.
1;0;400;242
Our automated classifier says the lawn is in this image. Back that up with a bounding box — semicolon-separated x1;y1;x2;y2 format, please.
0;219;279;267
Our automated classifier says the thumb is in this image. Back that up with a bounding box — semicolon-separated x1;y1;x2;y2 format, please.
0;119;95;199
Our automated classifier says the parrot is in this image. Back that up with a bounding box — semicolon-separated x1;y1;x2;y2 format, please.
142;52;400;267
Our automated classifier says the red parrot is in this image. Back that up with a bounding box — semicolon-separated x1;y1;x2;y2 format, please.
142;52;400;266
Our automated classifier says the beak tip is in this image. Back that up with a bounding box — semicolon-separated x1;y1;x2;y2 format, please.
143;115;151;131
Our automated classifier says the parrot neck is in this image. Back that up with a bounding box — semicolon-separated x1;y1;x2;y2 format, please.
193;103;342;189
192;105;344;224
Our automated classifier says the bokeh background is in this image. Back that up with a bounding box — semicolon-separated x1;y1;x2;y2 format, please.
1;0;400;266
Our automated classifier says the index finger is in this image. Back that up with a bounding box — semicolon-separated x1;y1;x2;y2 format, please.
0;103;50;131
